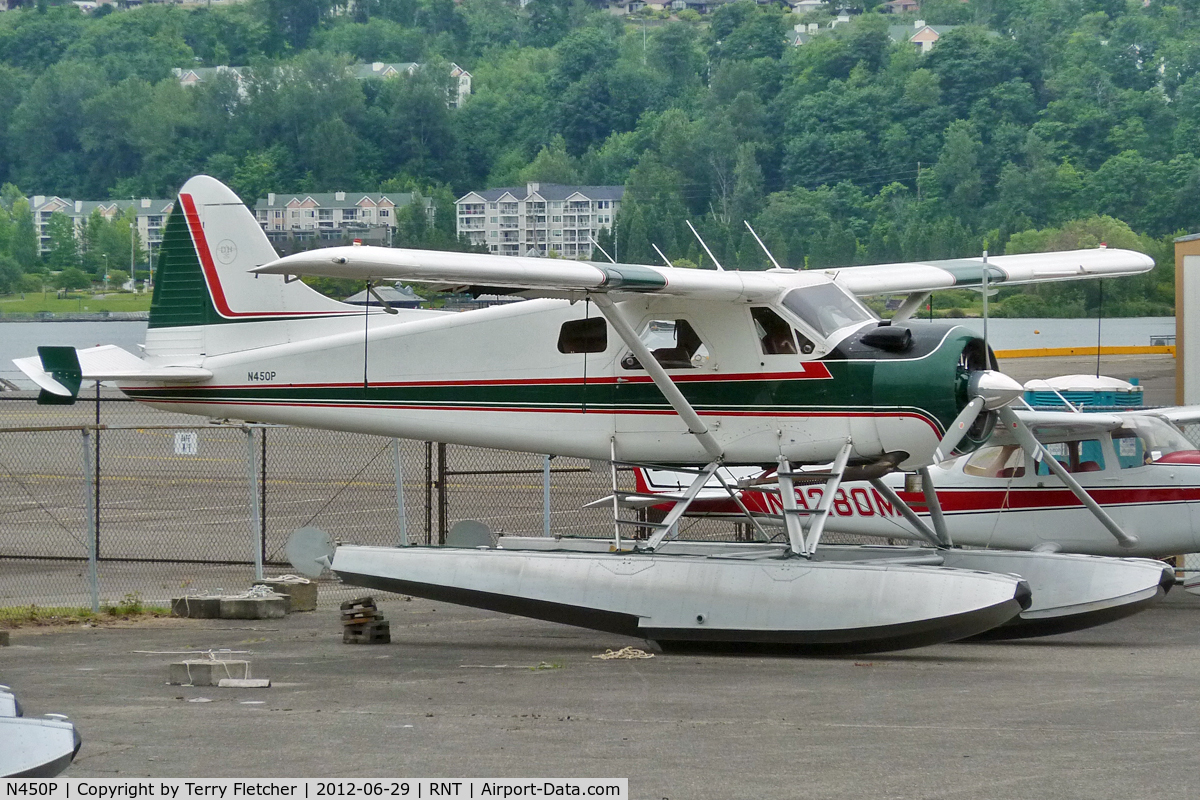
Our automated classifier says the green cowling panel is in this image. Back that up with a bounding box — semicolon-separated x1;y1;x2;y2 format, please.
149;207;221;329
871;328;979;446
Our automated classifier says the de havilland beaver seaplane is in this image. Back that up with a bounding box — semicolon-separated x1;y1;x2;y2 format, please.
14;175;1175;652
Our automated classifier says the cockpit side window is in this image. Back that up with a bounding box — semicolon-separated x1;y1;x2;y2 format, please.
621;318;711;370
781;285;876;338
751;307;813;355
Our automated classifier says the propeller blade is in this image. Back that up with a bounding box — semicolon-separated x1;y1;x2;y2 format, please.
934;396;986;463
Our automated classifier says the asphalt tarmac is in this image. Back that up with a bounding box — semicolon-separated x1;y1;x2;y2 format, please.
4;587;1200;799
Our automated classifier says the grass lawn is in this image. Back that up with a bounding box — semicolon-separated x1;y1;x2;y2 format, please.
0;291;153;314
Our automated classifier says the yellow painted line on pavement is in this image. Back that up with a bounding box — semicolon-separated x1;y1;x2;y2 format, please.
996;345;1175;359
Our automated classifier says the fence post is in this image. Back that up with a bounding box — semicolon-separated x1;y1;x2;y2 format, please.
424;441;433;545
244;427;263;580
543;455;552;537
79;428;99;613
394;439;409;546
437;442;447;545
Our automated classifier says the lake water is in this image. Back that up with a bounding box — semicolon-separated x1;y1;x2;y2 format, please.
0;316;1177;390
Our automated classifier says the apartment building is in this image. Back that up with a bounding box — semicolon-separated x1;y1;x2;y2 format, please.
456;182;623;259
254;191;433;248
28;195;174;258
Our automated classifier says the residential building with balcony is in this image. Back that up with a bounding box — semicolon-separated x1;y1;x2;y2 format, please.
28;195;174;258
254;190;433;250
455;182;623;259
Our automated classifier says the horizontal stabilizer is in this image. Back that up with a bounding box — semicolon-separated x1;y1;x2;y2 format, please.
13;345;211;404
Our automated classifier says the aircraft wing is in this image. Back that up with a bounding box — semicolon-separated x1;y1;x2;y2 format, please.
986;409;1126;446
253;246;1153;301
827;248;1155;296
253;246;774;300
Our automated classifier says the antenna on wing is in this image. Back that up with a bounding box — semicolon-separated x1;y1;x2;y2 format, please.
981;250;990;358
685;220;724;271
743;221;784;270
589;236;616;264
651;243;673;267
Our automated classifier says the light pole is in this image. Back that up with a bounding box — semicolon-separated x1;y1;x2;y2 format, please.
102;254;109;293
130;197;136;285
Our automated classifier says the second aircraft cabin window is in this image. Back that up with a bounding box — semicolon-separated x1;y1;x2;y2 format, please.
962;444;1025;478
621;319;710;370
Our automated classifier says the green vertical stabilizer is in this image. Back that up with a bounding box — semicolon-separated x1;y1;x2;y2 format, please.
149;207;221;329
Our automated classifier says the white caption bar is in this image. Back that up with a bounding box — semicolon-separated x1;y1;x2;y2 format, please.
3;780;628;800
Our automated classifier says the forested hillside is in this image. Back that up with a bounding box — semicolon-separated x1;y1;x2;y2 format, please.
0;0;1194;314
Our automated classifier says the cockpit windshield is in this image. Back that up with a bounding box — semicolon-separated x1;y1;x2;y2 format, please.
782;284;877;338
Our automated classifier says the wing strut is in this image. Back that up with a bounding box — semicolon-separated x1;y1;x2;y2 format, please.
867;478;944;548
998;407;1138;549
642;460;722;551
591;294;724;462
919;466;952;546
891;291;931;324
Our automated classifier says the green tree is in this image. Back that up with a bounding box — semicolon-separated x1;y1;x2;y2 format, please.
45;211;79;270
55;266;91;291
0;254;21;295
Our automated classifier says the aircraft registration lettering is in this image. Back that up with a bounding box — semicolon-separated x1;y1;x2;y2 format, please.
760;485;899;517
247;371;277;382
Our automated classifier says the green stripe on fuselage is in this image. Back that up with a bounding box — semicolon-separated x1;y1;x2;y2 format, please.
121;345;971;436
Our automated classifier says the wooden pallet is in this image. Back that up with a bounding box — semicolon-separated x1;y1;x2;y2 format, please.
341;596;390;644
343;620;391;644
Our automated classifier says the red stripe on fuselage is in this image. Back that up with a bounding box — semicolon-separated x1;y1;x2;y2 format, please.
897;486;1200;512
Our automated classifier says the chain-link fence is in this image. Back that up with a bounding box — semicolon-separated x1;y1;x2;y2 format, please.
3;391;780;611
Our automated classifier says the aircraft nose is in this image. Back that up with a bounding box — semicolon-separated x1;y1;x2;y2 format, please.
969;370;1025;410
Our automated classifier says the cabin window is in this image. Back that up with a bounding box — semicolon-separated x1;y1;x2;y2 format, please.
781;285;876;338
621;319;710;370
558;317;607;354
963;445;1025;478
751;307;815;355
1034;440;1105;475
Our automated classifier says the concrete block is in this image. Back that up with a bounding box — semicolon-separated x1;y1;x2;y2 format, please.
169;660;251;686
218;595;287;620
171;596;222;619
255;578;317;612
0;630;9;646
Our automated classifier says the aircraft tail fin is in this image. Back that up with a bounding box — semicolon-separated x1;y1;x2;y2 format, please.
148;176;357;341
